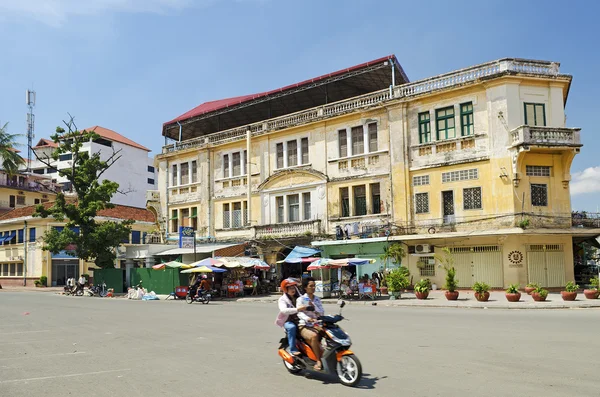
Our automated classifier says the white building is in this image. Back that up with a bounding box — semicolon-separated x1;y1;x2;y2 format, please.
29;126;156;208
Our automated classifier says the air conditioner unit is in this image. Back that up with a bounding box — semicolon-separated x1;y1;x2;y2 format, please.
415;244;431;254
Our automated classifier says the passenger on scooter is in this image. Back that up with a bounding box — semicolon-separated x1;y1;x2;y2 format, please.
275;278;309;357
297;277;325;370
200;275;211;294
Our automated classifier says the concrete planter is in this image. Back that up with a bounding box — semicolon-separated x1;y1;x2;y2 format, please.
561;291;577;301
445;291;459;301
505;292;521;302
583;289;599;299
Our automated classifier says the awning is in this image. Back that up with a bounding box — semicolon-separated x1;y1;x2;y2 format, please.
0;232;16;244
278;246;321;263
155;244;240;256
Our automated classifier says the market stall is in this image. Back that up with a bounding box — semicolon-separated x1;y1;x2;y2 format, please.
308;258;376;298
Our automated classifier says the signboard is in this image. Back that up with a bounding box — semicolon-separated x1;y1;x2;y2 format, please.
179;227;195;249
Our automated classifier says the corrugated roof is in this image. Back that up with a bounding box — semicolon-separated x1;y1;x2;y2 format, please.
84;126;151;152
0;202;155;223
33;138;58;149
164;55;400;127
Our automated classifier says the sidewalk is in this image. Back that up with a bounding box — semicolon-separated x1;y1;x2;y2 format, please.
236;290;600;309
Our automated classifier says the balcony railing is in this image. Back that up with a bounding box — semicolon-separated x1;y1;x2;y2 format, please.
164;59;562;154
169;191;202;205
510;126;581;147
572;212;600;228
143;233;164;244
255;219;321;238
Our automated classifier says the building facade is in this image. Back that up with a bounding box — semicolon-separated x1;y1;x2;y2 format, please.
150;56;599;288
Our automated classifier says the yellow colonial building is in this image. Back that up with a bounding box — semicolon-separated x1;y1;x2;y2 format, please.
150;56;599;289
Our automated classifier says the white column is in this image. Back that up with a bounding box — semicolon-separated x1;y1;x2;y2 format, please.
283;143;288;168
144;257;156;269
176;163;181;186
188;161;192;183
125;259;134;287
241;150;246;176
296;139;301;165
363;124;368;154
346;127;352;156
228;154;233;178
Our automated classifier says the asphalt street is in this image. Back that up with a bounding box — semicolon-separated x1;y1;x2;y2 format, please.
1;292;599;397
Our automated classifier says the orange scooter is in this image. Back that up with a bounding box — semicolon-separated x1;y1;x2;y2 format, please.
278;301;362;387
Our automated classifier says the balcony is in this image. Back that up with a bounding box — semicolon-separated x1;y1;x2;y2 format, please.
169;190;202;205
163;59;563;154
146;190;160;202
255;219;321;239
572;212;600;229
510;126;581;149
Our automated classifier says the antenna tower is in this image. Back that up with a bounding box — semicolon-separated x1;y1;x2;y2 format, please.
26;90;36;172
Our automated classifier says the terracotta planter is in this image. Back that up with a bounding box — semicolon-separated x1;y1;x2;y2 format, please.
583;289;599;300
445;291;459;301
505;292;521;302
415;291;429;300
561;291;577;301
475;292;490;302
531;292;547;302
525;286;535;295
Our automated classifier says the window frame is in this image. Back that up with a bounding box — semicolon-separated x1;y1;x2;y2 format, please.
460;102;474;136
302;192;311;221
531;183;548;207
287;194;300;223
418;111;431;144
275;137;309;170
463;187;482;210
340;187;350;218
436;106;456;140
370;183;381;214
524;103;546;126
353;185;367;216
415;192;430;214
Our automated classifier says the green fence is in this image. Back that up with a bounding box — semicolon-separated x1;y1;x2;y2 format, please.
130;268;189;295
93;269;125;293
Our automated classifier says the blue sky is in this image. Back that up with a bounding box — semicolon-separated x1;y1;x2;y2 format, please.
0;0;598;210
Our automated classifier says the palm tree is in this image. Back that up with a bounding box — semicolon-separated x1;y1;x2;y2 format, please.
0;122;26;176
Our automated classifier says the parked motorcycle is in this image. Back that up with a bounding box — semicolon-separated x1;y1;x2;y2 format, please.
277;301;362;387
88;282;108;297
185;285;211;304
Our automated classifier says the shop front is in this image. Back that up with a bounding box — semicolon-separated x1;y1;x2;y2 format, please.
51;250;80;287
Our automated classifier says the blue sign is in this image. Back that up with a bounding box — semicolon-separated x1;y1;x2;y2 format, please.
179;227;195;249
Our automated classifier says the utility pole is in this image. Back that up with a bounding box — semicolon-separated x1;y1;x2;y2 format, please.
23;221;28;286
26;90;36;172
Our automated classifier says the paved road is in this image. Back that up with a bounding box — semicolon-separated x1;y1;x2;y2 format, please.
0;292;599;397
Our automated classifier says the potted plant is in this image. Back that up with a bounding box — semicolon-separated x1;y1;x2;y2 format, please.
379;277;388;295
583;276;599;300
561;281;579;301
525;282;539;295
505;284;521;302
531;286;548;302
39;276;47;287
34;280;41;287
414;279;430;300
473;281;490;302
384;267;410;300
435;247;459;300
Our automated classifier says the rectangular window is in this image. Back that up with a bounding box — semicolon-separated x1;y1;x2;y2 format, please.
276;143;284;169
340;188;350;218
303;192;311;220
338;130;348;157
526;165;551;177
181;208;190;227
276;196;284;223
147;178;155;185
463;187;482;210
418;112;431;143
131;231;141;244
460;102;474;136
524;103;546;126
9;195;15;208
191;207;198;230
223;154;230;178
353;185;367;216
9;263;15;276
59;153;72;161
148;165;155;173
33;169;44;174
34;198;40;204
191;161;197;183
419;257;435;277
1;264;6;276
232;152;241;177
171;209;178;233
351;126;364;155
29;228;36;242
436;106;456;140
368;123;378;152
370;183;381;214
441;169;479;183
17;196;25;206
232;202;242;228
413;175;430;186
531;184;548;207
172;165;177;186
287;140;298;167
243;201;248;226
18;229;24;244
223;204;231;229
301;138;309;164
415;193;429;214
288;194;300;222
16;263;23;277
180;163;189;185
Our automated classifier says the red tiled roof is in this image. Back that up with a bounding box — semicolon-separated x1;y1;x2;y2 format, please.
164;55;398;126
83;126;151;152
0;202;155;223
33;138;58;149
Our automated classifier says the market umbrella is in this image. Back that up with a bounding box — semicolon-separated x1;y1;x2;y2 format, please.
189;258;226;268
152;263;166;270
164;260;188;268
180;266;216;274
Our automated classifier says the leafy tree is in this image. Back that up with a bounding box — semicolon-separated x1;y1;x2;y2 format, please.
33;118;133;268
0;122;26;175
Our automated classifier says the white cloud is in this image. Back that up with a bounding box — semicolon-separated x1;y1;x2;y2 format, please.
0;0;197;27
571;166;600;196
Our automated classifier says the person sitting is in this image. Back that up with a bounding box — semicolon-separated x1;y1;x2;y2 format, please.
297;277;325;370
275;278;309;357
200;275;211;295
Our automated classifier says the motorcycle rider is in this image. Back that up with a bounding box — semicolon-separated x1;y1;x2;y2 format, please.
297;277;325;370
275;278;309;357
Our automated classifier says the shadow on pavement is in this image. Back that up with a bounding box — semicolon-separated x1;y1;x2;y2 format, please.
301;371;382;389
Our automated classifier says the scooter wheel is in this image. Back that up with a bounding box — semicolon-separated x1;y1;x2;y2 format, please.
336;354;362;387
202;297;211;304
283;359;302;374
185;295;193;304
99;290;108;298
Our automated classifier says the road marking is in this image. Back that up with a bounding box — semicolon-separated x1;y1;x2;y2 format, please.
0;330;50;336
3;339;59;345
0;368;131;384
0;351;86;361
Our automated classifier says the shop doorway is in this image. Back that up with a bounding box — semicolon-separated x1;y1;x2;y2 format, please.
51;260;79;286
